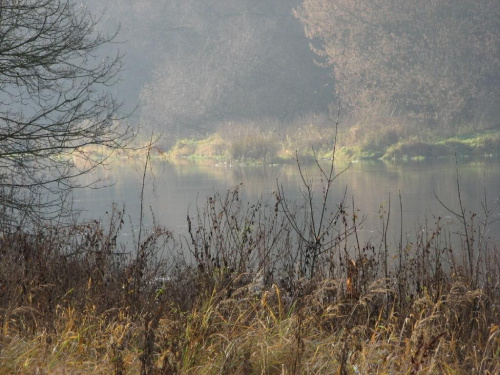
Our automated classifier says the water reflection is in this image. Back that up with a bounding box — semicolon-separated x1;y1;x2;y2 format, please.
74;159;500;247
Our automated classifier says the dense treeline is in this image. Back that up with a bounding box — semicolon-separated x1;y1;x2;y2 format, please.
296;0;500;131
83;0;500;156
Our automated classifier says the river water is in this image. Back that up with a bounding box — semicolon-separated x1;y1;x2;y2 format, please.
74;158;500;249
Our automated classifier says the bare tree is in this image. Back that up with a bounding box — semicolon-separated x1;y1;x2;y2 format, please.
0;0;131;226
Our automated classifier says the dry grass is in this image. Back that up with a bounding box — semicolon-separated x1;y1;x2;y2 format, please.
162;117;338;164
1;268;498;374
0;179;499;374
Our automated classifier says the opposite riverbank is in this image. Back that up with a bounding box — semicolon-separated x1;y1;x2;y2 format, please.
154;126;500;164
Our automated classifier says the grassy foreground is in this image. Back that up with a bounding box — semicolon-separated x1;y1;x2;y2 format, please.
1;163;499;374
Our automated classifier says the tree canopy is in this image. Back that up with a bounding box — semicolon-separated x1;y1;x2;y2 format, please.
295;0;500;129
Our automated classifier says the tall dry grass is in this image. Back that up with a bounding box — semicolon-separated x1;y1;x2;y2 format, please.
0;156;499;374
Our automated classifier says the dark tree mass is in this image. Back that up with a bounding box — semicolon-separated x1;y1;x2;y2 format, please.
295;0;500;130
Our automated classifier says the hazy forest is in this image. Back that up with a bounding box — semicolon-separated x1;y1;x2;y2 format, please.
87;0;500;160
1;1;500;373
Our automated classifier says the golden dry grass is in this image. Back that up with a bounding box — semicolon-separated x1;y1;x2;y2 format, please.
1;271;498;374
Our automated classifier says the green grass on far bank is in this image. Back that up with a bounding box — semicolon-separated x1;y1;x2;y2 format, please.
165;123;339;165
156;121;500;164
382;131;500;161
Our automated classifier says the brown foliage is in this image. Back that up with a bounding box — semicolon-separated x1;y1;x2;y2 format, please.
296;0;500;129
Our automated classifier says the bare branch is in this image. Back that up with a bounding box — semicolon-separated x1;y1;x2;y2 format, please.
0;0;132;226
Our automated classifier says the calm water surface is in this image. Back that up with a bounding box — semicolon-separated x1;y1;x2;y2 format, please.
75;159;500;247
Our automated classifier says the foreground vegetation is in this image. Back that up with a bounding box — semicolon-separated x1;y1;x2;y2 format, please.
1;155;499;374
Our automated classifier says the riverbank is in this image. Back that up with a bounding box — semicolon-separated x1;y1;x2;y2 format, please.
1;181;499;373
153;127;500;165
84;124;500;167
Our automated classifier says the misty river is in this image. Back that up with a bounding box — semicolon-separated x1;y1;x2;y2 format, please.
74;158;500;252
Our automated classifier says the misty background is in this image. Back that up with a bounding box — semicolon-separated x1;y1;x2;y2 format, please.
85;0;332;142
84;0;499;151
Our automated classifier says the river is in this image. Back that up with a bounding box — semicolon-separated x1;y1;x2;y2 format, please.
74;158;500;251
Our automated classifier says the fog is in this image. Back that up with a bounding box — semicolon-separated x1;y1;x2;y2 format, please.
85;0;333;139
